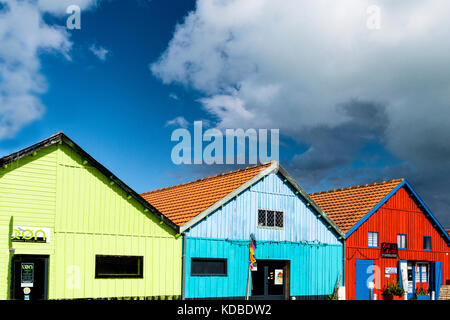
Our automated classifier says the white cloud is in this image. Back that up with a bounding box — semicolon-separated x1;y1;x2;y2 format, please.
89;44;110;61
198;93;255;129
166;116;189;128
151;0;450;158
152;0;450;225
169;93;179;100
0;0;102;139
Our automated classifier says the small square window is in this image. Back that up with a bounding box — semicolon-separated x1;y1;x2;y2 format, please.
423;236;432;251
368;232;378;248
257;210;284;228
397;234;407;249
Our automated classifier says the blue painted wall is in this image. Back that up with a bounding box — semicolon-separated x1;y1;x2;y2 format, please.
187;172;340;244
184;172;343;299
185;237;343;298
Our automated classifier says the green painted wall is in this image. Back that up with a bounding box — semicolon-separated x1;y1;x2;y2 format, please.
0;143;181;299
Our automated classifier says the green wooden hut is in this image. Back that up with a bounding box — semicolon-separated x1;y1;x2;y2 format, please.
0;133;181;300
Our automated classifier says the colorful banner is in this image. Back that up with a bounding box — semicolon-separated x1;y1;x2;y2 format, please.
249;233;257;269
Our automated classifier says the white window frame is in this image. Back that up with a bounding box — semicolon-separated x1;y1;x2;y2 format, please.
368;231;378;248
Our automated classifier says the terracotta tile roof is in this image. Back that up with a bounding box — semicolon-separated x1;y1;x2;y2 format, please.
310;179;404;233
141;162;273;226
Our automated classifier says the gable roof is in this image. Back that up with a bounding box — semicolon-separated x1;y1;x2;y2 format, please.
142;162;272;226
142;161;345;238
310;179;450;244
310;179;404;234
0;132;179;233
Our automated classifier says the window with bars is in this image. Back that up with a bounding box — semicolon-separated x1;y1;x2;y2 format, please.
258;209;284;228
397;234;407;249
368;231;378;248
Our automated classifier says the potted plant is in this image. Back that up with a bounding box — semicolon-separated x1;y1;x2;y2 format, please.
382;281;405;300
414;287;430;300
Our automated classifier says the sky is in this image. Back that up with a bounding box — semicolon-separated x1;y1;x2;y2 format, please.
1;0;450;228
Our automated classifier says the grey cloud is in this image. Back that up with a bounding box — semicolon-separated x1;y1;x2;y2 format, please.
291;99;389;173
152;0;450;228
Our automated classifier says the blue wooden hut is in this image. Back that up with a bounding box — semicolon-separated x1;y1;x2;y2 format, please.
142;161;345;299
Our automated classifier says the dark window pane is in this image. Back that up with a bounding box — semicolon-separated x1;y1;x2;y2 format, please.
423;237;432;250
266;211;275;227
95;255;143;278
258;210;266;226
275;211;283;227
191;258;227;276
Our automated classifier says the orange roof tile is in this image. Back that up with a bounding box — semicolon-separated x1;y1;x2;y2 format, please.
310;179;404;233
141;162;273;226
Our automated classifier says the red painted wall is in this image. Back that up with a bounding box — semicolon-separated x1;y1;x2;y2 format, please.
345;186;450;300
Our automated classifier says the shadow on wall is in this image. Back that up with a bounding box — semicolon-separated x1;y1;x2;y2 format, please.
7;216;13;300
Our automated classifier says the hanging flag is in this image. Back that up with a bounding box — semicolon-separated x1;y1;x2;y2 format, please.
249;233;257;269
246;233;257;300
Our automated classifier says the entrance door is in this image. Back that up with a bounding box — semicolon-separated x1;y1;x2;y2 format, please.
250;260;288;300
407;262;414;299
415;262;430;293
434;261;442;300
355;259;374;300
10;255;49;300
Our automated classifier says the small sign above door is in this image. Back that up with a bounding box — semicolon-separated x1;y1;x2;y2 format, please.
11;227;51;243
381;243;398;258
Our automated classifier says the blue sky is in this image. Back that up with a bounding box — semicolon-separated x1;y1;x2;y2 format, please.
1;0;449;227
2;0;202;191
1;0;307;191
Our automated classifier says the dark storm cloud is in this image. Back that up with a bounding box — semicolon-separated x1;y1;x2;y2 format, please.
153;1;450;228
284;99;389;182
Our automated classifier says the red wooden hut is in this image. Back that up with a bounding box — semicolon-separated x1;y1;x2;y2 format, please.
311;179;450;300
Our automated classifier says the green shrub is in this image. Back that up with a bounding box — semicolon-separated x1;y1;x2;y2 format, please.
382;281;405;297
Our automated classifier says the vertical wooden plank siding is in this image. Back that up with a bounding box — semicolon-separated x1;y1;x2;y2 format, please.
0;143;181;299
346;187;450;300
185;237;342;299
188;173;340;245
185;172;343;299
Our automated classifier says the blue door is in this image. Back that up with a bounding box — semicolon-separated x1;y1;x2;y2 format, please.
435;261;443;300
356;259;374;300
